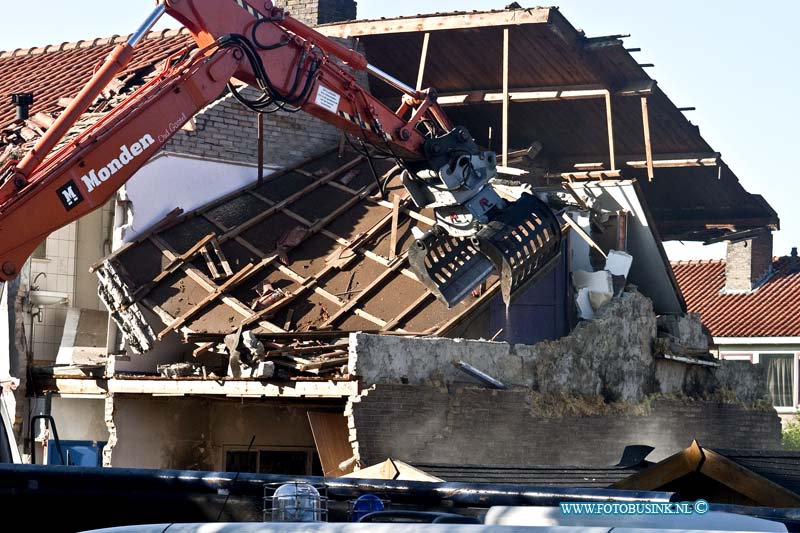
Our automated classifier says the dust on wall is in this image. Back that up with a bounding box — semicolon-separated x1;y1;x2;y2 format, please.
346;289;779;467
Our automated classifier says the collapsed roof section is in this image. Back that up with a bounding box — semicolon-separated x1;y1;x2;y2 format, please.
319;7;779;241
94;149;515;373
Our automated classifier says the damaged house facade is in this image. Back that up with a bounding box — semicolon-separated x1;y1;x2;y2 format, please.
0;4;785;472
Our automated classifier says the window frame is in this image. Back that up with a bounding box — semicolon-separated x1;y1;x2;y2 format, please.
222;445;319;475
720;349;800;413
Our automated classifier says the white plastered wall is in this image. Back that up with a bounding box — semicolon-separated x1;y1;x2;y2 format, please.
114;152;277;245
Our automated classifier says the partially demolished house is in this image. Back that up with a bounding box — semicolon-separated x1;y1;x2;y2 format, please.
2;4;784;472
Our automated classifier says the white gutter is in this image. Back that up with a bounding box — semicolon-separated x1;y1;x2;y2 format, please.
714;337;800;345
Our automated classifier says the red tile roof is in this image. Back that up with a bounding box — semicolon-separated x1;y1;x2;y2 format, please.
0;29;194;127
672;257;800;338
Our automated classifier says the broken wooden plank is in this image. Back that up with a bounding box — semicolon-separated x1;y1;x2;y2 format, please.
562;182;588;210
388;193;402;261
283;308;295;331
561;213;607;259
308;412;356;477
266;343;349;357
298;354;348;372
133;233;217;301
200;244;223;279
158;262;258;339
200;236;233;280
641;95;654;181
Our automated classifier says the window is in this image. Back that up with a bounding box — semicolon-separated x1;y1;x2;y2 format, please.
32;241;47;260
224;448;322;476
720;353;752;362
762;353;795;408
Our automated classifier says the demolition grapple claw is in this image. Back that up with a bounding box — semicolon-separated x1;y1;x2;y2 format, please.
409;193;562;307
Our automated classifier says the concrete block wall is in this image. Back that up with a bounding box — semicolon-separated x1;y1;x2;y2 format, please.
345;289;779;470
349;385;782;467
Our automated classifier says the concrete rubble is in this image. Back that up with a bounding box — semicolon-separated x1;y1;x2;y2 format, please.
345;288;780;467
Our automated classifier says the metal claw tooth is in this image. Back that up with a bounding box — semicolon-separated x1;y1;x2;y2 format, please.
409;232;494;308
473;193;562;306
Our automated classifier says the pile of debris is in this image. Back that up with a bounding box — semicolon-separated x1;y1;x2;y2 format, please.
155;330;358;381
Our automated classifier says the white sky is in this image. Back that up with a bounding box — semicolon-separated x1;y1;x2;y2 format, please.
1;1;796;262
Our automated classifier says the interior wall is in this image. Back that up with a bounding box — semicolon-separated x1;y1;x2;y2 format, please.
111;396;332;471
28;223;76;364
75;202;114;311
50;396;107;441
115;153;274;246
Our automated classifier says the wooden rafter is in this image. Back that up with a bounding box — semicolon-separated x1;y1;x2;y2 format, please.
437;81;655;106
219;156;364;244
501;27;510;167
641;95;654;181
317;8;551;37
604;91;616;170
322;255;409;327
131;232;216;301
148;235;258;322
416;32;430;91
382;291;433;331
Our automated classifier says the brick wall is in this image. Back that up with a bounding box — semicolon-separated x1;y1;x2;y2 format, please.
164;88;341;168
163;0;357;168
349;384;782;467
274;0;357;25
725;231;773;292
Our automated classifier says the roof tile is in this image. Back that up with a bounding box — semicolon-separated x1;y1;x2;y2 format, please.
672;257;800;338
0;29;193;127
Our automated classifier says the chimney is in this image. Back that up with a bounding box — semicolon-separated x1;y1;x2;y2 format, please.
274;0;357;26
11;93;34;120
724;229;773;293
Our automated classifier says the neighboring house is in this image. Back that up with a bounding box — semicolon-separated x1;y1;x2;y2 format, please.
673;230;800;417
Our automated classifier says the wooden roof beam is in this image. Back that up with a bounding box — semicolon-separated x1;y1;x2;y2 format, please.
317;8;552;38
556;152;721;171
437;81;655;106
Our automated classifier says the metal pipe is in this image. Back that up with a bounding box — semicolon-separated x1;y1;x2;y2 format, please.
455;360;507;389
29;415;64;465
11;93;34;121
366;64;417;97
128;3;167;46
0;464;678;506
257;112;264;184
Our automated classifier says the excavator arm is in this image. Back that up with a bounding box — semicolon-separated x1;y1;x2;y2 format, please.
0;0;560;307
